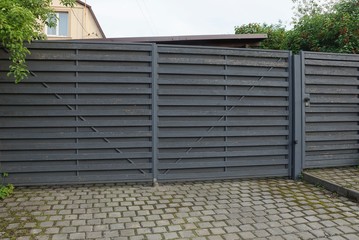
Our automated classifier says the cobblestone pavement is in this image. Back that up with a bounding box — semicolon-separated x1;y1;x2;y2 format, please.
305;167;359;192
0;178;359;240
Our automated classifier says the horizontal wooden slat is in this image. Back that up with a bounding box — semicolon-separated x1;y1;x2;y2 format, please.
157;100;288;107
4;163;152;173
1;152;152;161
305;59;359;67
158;159;288;169
0;109;151;117
0;87;152;95
304;159;359;168
159;130;288;138
305;68;359;77
306;125;359;132
306;135;359;142
158;89;288;97
306;115;359;122
0;76;152;84
158;149;288;159
0;98;151;106
306;143;359;151
0;120;151;128
158;68;289;77
306;78;359;86
0;65;152;73
159;139;288;148
1;141;152;150
158;168;289;181
158;45;290;58
305;153;359;161
158;57;288;68
158;120;288;127
307;88;359;95
304;52;359;61
0;131;152;139
27;53;152;62
158;78;288;87
310;97;359;104
159;109;288;117
306;107;359;113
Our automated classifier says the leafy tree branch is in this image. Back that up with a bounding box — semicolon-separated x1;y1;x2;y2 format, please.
0;0;75;83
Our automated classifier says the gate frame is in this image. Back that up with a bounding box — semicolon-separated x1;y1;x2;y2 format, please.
292;53;305;179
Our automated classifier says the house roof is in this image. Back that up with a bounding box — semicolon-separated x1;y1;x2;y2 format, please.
85;34;267;48
76;0;106;38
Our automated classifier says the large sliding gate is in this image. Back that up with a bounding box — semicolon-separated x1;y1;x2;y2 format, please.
0;42;293;185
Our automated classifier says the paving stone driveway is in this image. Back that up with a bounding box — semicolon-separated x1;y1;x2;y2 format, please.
305;167;359;192
0;178;358;240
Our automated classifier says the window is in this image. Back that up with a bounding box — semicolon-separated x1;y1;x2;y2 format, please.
47;12;69;37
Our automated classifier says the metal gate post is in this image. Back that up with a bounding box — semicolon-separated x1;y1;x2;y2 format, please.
151;44;159;185
292;54;304;179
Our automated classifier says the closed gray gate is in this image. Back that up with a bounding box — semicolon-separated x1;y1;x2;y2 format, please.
156;46;292;181
303;52;359;168
0;42;154;185
0;42;292;185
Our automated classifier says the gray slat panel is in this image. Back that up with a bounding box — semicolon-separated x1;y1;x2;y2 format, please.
0;42;153;185
0;42;292;185
303;51;359;168
156;45;291;180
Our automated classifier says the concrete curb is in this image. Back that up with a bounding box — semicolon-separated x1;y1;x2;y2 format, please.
303;172;359;202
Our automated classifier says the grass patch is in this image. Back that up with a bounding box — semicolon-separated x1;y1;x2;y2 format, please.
0;184;14;200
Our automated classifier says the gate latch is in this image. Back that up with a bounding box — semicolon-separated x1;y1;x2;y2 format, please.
304;93;310;107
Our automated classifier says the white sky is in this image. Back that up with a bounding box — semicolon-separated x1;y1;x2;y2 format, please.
85;0;295;38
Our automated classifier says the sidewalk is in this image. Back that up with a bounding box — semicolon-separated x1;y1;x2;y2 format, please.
303;167;359;202
0;178;358;240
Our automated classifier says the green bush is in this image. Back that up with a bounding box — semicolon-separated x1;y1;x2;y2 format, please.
0;184;14;200
234;0;359;54
0;172;14;200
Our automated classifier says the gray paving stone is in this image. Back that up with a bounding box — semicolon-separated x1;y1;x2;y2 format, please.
69;232;86;240
78;225;93;232
238;231;256;239
103;230;120;238
120;229;135;237
145;234;162;240
60;227;77;234
45;227;60;234
163;232;179;239
52;234;69;240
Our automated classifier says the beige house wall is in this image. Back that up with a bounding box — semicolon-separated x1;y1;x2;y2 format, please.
47;0;105;40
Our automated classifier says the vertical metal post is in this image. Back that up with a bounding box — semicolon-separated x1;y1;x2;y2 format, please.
75;49;80;177
224;55;228;172
300;52;306;172
151;44;159;185
288;52;293;178
292;54;304;179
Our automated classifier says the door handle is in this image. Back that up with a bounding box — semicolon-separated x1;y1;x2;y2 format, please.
304;93;310;107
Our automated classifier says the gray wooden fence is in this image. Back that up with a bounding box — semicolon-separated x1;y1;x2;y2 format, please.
301;52;359;169
0;41;358;186
0;42;292;185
